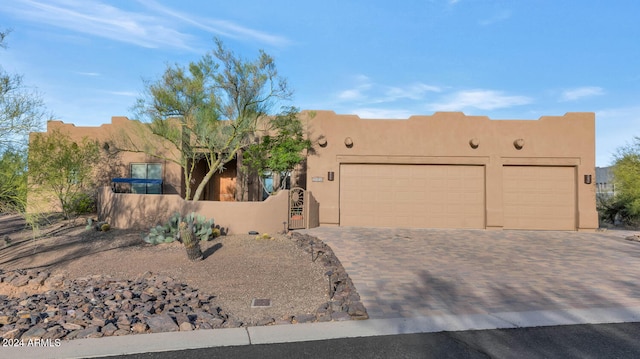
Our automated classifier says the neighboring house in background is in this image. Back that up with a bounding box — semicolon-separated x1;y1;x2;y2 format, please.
28;111;598;232
595;166;615;198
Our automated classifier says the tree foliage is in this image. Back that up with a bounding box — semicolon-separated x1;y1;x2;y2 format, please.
0;29;47;152
0;147;28;213
244;108;312;194
129;38;292;201
28;130;100;219
609;136;640;226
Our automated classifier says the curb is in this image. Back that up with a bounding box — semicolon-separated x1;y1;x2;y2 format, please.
6;306;640;359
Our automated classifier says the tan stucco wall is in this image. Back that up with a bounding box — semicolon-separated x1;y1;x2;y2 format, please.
97;186;289;234
303;111;598;231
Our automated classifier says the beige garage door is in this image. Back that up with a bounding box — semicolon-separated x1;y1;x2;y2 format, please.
503;166;576;230
340;164;485;228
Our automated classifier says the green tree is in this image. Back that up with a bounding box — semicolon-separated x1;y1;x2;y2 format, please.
130;38;292;201
0;29;48;216
28;130;100;219
0;29;47;152
0;147;28;213
611;136;640;226
244;108;312;196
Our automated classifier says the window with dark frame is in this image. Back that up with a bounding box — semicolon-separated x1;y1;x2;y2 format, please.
130;163;162;194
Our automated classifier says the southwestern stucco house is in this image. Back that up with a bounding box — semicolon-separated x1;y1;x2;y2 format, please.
28;111;598;232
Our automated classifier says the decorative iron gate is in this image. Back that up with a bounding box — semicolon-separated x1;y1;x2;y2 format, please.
288;187;306;230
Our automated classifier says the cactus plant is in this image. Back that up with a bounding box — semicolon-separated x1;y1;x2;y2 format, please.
86;218;111;232
180;221;203;261
143;212;216;245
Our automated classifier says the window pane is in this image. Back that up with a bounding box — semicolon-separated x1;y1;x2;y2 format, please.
146;164;162;194
147;164;162;179
131;164;147;178
130;163;162;194
147;184;162;194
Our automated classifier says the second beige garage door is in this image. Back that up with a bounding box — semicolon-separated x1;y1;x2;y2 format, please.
340;164;485;228
503;166;576;230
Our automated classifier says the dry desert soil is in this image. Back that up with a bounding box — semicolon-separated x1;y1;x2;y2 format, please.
0;214;329;325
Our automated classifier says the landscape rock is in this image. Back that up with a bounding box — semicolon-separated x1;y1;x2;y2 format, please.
0;270;229;340
21;325;47;340
179;322;194;331
146;314;179;333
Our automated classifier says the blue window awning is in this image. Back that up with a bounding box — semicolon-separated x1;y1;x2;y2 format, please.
111;178;163;185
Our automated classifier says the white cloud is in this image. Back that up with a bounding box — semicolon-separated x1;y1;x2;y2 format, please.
137;0;291;47
337;89;365;101
479;10;512;26
2;0;289;50
74;72;100;77
335;76;441;104
428;89;532;111
560;86;604;102
383;83;442;102
349;107;414;119
336;75;372;101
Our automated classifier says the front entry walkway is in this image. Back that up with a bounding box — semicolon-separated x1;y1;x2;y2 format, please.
300;227;640;320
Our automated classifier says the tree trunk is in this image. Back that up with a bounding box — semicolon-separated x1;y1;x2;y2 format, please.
191;160;220;201
235;149;248;201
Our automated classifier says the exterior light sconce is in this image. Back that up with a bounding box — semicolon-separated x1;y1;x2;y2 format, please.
513;138;525;150
469;138;479;149
318;138;327;147
344;137;353;148
584;174;592;184
328;171;335;181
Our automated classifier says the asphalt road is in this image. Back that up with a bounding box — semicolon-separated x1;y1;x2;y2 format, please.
103;322;640;359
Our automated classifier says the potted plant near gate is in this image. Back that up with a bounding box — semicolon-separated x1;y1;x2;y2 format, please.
179;221;203;261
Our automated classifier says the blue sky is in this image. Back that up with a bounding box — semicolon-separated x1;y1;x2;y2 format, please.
1;0;639;166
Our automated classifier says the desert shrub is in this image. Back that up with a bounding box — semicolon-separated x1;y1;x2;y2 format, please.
66;192;96;215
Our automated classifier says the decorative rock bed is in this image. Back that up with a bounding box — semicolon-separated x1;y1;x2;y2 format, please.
0;233;367;341
0;270;232;341
290;232;368;322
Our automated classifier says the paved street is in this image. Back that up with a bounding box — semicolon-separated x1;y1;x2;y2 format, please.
302;227;640;319
105;322;640;359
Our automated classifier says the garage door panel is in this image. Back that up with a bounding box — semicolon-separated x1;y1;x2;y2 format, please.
340;164;485;229
503;166;575;230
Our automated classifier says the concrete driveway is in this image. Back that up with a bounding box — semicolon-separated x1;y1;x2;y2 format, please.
300;227;640;320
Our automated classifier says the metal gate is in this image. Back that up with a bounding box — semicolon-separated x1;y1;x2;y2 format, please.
288;187;306;230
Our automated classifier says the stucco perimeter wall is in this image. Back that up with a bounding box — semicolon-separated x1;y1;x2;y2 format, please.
304;111;598;231
97;186;289;235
